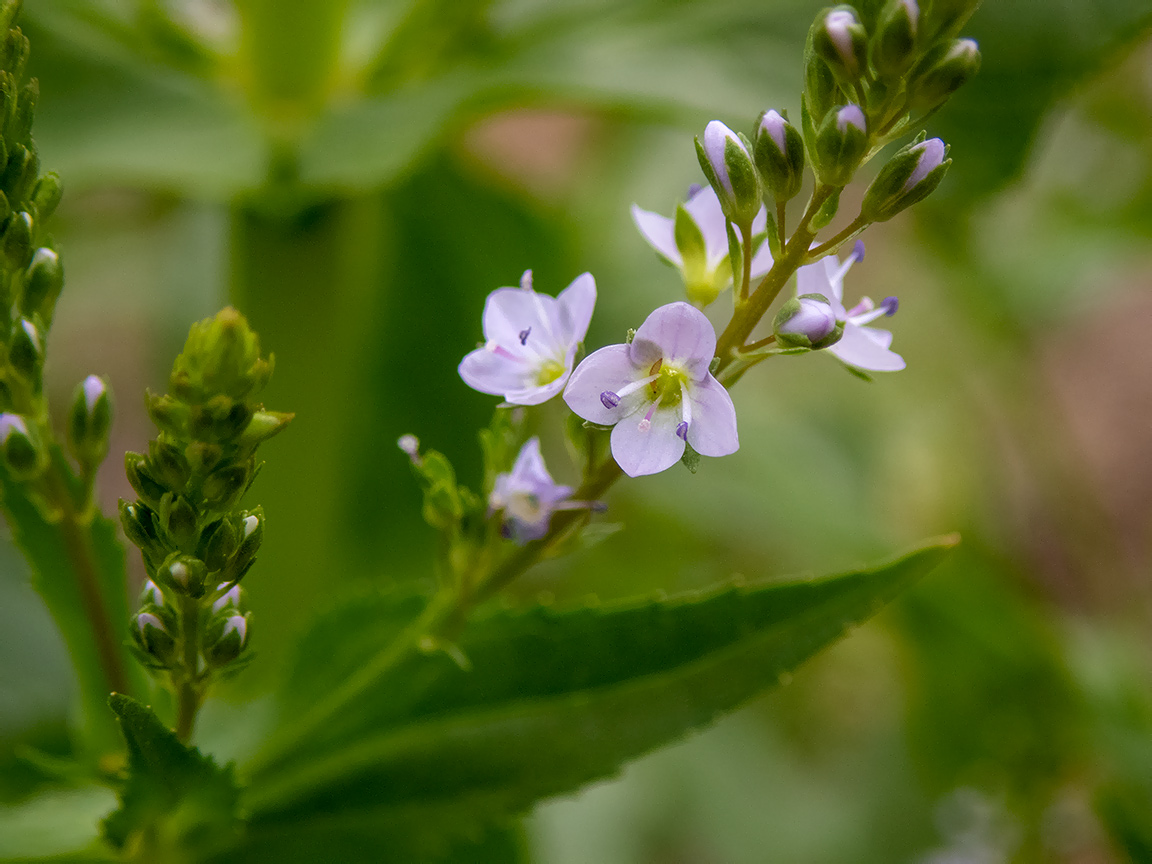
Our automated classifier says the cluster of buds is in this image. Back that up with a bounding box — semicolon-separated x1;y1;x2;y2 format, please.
122;308;290;677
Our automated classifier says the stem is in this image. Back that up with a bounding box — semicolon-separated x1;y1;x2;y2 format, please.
775;200;787;250
807;215;868;260
739;221;754;303
174;596;201;743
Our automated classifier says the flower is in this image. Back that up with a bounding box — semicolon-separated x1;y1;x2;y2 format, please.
795;241;905;371
490;437;590;543
459;270;596;405
563;302;739;477
631;185;774;306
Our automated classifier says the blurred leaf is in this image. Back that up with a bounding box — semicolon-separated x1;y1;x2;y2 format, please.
102;694;240;857
241;537;957;845
0;786;116;861
0;454;144;756
928;0;1152;210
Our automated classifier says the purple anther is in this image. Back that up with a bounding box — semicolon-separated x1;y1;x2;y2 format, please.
600;391;621;409
852;239;866;263
676;421;689;440
519;327;531;346
686;182;703;199
880;296;899;316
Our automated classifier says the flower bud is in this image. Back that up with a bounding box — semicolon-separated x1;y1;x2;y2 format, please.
861;136;950;221
871;0;919;79
30;173;62;223
132;610;177;667
225;508;264;582
68;375;112;472
8;317;41;380
157;554;207;598
145;390;188;437
754;110;806;202
147;438;190;493
238;410;294;447
204;611;249;667
812;6;869;83
201;458;252;510
0;412;40;480
804;54;841;123
909;38;980;112
125;452;167;506
139;579;165;608
120;501;160;551
210;581;245;614
814;105;868;186
197;517;238;572
159;493;199;549
695;120;762;226
19;248;63;321
1;210;32;270
774;293;844;349
2;145;38;212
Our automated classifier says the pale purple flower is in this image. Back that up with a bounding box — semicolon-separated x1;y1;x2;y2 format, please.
459;270;596;405
82;375;106;413
836;104;867;135
563;302;739;477
700;120;746;197
904;138;946;191
631;186;773;305
776;296;838;346
489;437;586;543
758;110;788;154
824;9;861;71
221;614;248;647
795;241;905;371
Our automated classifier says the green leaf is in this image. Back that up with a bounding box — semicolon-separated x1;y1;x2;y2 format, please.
0;786;117;861
102;694;240;857
245;537;957;835
0;452;145;756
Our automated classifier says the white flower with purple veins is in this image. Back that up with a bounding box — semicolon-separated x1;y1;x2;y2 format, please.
459;270;596;405
631;185;774;307
796;241;905;371
490;437;589;544
564;302;739;477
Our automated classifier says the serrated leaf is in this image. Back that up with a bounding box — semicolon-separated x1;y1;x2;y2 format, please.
0;451;145;755
245;537;957;834
102;694;240;857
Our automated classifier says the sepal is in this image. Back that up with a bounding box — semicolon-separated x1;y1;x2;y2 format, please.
754;110;806;202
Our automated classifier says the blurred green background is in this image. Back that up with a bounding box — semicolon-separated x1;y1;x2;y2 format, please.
3;0;1152;860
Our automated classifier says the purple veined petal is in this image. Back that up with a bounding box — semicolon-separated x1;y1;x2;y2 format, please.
503;372;572;406
827;323;906;371
563;344;641;425
509;438;551;489
482;287;554;349
748;233;774;281
684;376;739;458
631;205;682;266
859;325;894;350
629;302;717;378
683;186;729;266
459;345;532;396
610;404;685;477
555;272;597;346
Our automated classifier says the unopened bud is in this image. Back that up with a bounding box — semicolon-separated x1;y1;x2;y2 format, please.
1;210;31;270
872;0;919;79
139;579;165;608
754;110;806;202
0;412;40;479
211;581;244;614
201;458;252;510
774;294;844;349
157;554;207;598
238;410;294;447
909;38;980;112
397;434;421;464
861;136;950;221
125;452;167;506
159;493;199;549
147;438;190;493
204;612;249;667
225;508;264;581
814;105;869;186
145;391;188;437
813;6;869;82
68;375;112;472
30;174;62;223
132;610;177;666
695;120;762;226
8;317;42;380
197;517;238;572
20;248;63;321
120;501;159;551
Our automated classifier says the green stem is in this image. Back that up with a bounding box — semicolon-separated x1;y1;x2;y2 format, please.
807;215;868;260
738;221;754;303
174;596;201;743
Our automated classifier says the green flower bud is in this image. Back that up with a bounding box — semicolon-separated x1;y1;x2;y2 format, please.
197;517;238;572
147;437;190;493
20;248;63;321
872;0;919;79
30;174;62;223
125;452;167;506
695;120;763;226
238;410;294;447
908;38;980;112
812;6;869;83
132;609;178;668
0;412;41;480
754;110;806;203
1;140;37;208
8;317;42;381
2;210;32;270
145;390;189;437
67;375;112;472
201;458;252;510
225;508;264;581
773;293;844;349
814;104;869;186
159;494;199;550
804;53;841;124
204;611;249;667
157;553;207;598
861;136;950;221
170;307;271;404
120;501;160;552
139;579;166;609
210;581;245;615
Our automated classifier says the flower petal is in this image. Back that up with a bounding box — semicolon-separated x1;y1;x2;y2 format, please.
629;302;717;377
459;346;531;396
555;272;597;346
610;406;685;477
749;233;774;280
685;376;739;457
481;287;553;349
684;186;729;266
795;257;842;306
504;372;571;406
631;205;681;266
827;323;906;371
563;344;640;425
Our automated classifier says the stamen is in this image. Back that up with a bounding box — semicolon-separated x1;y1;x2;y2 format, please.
686;182;703;199
519;327;531;345
600;391;621;409
852;239;866;263
613;373;661;399
637;400;659;432
879;296;898;316
845;297;874;318
486;342;525;362
676;422;688;440
520;269;533;292
678;382;693;441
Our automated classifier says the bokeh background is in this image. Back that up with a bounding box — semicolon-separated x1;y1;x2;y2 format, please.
3;0;1152;860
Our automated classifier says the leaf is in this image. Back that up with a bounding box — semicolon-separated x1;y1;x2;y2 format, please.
0;786;117;861
244;537;957;835
0;452;146;756
102;694;240;857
